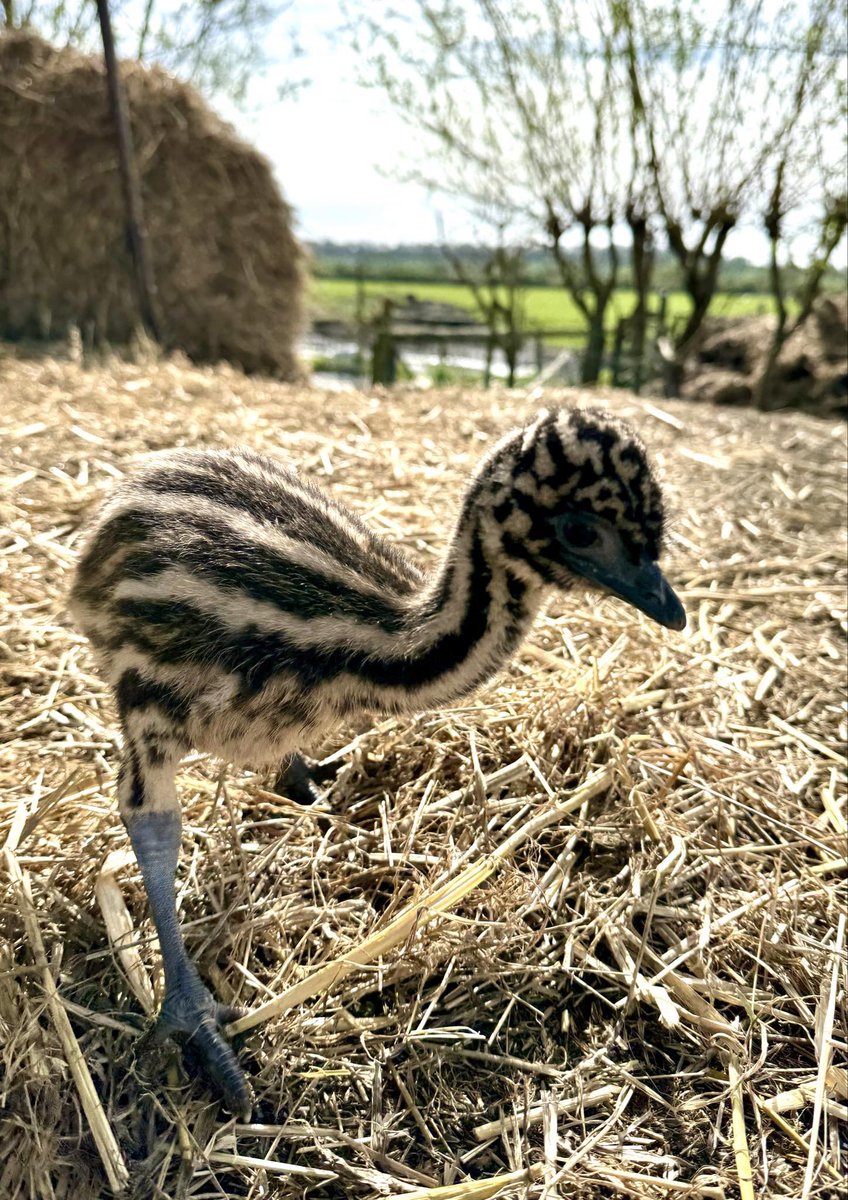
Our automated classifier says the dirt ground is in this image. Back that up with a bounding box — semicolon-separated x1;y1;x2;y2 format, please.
1;347;846;1200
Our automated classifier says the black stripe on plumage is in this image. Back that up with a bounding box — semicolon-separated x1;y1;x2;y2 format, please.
117;746;146;808
106;526;499;696
77;507;414;632
115;667;191;724
136;455;420;594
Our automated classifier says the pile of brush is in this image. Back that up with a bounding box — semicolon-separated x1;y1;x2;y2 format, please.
684;294;847;418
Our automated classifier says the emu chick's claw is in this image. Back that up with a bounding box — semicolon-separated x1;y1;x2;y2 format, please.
176;1012;254;1122
149;987;254;1120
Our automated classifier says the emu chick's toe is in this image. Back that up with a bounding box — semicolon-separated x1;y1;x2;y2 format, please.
152;983;253;1120
177;1012;253;1121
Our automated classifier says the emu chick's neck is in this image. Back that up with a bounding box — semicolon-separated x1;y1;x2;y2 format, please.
376;505;547;712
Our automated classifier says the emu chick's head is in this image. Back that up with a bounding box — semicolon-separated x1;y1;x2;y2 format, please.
481;406;686;631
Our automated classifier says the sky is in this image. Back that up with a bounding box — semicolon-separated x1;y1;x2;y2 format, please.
219;5;475;247
217;3;845;265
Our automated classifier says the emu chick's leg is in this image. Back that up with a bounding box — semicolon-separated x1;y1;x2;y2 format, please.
119;744;253;1119
272;751;328;805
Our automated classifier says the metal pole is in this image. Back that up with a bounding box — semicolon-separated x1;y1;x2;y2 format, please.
95;0;162;342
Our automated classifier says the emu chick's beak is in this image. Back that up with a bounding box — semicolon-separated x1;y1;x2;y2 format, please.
583;553;687;631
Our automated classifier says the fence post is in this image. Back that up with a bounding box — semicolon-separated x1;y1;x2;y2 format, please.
611;320;625;387
632;354;644;395
371;298;397;385
95;0;161;343
354;257;368;381
483;334;494;388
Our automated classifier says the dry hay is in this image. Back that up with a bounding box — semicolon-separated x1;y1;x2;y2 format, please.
0;343;846;1200
684;294;848;419
0;32;305;378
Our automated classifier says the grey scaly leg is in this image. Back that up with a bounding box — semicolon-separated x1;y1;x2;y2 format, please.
120;748;252;1119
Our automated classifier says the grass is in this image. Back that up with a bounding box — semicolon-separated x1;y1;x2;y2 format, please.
309;278;781;345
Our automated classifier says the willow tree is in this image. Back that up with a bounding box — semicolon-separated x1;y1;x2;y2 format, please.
348;0;846;394
753;0;847;406
348;0;645;384
618;0;846;395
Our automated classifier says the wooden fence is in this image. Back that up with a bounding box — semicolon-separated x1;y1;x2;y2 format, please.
313;295;669;391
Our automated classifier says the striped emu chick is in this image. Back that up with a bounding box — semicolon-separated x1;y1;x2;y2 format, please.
69;406;685;1118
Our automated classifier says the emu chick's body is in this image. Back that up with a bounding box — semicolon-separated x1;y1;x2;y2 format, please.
69;405;684;1118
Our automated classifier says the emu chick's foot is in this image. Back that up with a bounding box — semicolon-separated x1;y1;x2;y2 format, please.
272;752;336;805
151;978;253;1120
124;810;253;1119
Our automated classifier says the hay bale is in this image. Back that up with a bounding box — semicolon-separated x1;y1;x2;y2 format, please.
695;326;753;374
686;293;847;418
0;31;305;377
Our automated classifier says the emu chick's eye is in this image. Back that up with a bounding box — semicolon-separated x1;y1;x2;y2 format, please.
561;521;598;549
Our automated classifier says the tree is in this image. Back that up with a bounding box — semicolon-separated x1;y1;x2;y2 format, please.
618;0;846;395
348;0;646;384
753;2;847;406
95;0;162;342
348;0;847;395
536;25;635;385
1;0;299;102
438;213;528;387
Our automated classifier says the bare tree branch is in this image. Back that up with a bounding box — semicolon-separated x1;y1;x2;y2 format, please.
7;0;302;102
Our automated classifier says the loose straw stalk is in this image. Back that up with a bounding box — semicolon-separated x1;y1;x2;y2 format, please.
3;847;129;1194
728;1057;755;1200
228;764;613;1036
401;1165;544;1200
94;850;155;1014
802;911;847;1197
228;854;497;1035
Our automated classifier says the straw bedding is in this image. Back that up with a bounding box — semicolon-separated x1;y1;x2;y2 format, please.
0;345;846;1199
0;33;305;378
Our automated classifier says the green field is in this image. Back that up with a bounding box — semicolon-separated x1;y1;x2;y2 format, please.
309;277;779;345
